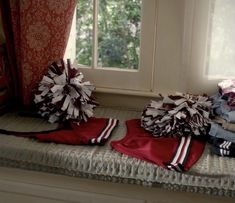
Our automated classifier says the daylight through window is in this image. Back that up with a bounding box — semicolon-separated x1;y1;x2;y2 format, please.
77;0;141;69
65;0;157;92
206;0;235;78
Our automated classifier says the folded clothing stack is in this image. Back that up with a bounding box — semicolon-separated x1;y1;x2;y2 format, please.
210;79;235;157
210;136;235;157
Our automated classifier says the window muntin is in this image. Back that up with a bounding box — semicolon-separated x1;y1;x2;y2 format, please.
65;0;157;92
97;0;141;69
76;0;141;69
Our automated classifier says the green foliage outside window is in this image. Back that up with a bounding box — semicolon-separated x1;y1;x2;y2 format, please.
76;0;141;69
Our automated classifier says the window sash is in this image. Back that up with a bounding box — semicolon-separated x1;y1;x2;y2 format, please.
65;0;158;92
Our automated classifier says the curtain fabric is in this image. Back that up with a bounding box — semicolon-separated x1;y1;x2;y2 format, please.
0;44;11;115
0;1;19;104
1;0;76;106
183;0;235;95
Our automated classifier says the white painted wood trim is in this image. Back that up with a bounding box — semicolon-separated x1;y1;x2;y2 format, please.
0;167;234;203
95;87;159;97
66;0;158;92
92;0;98;69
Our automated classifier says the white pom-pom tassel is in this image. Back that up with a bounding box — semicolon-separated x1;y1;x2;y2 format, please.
141;93;212;138
34;59;98;123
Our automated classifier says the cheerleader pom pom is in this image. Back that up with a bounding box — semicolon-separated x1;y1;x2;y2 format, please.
34;59;98;123
141;93;212;138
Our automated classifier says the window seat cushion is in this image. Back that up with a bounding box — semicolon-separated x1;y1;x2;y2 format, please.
0;107;235;197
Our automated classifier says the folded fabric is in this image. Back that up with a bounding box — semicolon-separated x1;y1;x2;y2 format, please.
111;119;205;172
35;117;118;145
209;136;235;158
209;122;235;143
214;106;235;123
218;79;235;107
0;117;118;145
211;93;235;123
223;122;235;133
213;116;235;133
212;146;235;158
209;136;235;150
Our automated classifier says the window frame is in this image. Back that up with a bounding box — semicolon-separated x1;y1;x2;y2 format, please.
65;0;158;93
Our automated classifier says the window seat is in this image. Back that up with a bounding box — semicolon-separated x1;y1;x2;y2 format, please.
0;107;235;200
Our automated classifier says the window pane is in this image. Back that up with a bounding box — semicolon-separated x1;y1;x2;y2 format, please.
76;0;93;66
98;0;141;69
207;0;235;78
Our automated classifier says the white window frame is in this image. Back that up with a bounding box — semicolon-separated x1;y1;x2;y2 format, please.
65;0;158;94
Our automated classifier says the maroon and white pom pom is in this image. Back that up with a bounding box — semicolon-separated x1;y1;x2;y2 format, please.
34;59;98;123
141;93;212;138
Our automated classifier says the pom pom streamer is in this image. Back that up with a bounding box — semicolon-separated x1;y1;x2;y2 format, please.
34;59;98;123
141;93;212;138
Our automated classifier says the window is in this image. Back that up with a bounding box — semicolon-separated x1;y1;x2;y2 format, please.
182;0;235;94
65;0;157;93
77;0;141;70
206;0;235;78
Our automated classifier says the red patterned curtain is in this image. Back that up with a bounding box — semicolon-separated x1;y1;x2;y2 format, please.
1;0;76;106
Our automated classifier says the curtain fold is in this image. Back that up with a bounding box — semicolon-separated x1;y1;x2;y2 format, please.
0;0;19;102
0;44;11;115
1;0;76;106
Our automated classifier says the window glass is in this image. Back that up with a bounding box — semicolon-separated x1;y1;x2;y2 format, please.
207;0;235;78
76;0;93;67
97;0;141;69
76;0;141;69
65;0;157;92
